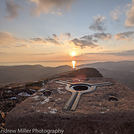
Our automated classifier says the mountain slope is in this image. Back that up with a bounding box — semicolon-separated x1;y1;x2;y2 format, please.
0;65;72;85
78;61;134;71
78;61;134;89
97;68;134;89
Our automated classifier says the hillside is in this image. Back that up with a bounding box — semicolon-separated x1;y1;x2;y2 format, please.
4;71;134;134
58;68;103;78
78;61;134;89
0;61;134;89
0;65;72;85
78;61;134;71
97;68;134;89
0;67;134;131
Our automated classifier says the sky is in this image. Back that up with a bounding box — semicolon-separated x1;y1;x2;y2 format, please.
0;0;134;63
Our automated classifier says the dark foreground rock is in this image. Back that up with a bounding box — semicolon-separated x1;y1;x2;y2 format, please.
59;68;103;78
5;77;134;134
0;111;5;130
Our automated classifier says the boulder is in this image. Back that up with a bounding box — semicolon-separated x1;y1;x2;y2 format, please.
0;111;5;123
60;68;103;78
5;76;134;134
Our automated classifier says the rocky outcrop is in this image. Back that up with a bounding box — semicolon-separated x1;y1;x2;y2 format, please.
0;111;5;130
0;65;72;85
59;68;103;78
5;76;134;134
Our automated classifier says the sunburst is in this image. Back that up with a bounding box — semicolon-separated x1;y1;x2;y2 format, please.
70;51;76;57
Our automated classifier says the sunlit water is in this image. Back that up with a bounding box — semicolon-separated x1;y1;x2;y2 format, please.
72;61;76;68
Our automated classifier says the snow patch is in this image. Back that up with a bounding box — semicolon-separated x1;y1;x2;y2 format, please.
32;95;39;100
7;87;12;89
7;90;12;93
58;87;64;90
48;96;52;99
40;98;50;104
45;98;49;102
30;89;36;92
42;81;45;86
58;90;66;94
55;98;61;102
49;109;57;114
9;97;17;100
48;107;51;109
100;112;105;114
57;88;66;94
18;92;32;96
38;88;45;92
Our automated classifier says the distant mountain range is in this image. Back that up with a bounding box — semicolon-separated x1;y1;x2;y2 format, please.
78;61;134;89
0;61;134;90
0;65;72;85
78;61;134;71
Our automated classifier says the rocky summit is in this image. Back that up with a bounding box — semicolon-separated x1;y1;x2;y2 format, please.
3;68;134;134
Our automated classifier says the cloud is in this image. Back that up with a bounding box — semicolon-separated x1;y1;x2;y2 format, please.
30;0;74;16
0;32;31;47
0;52;6;55
125;0;134;26
0;31;111;50
81;33;111;41
114;50;134;56
89;15;106;32
51;11;62;16
46;37;60;45
114;31;134;40
29;53;54;55
70;36;98;49
0;32;16;45
94;33;111;40
110;6;122;21
31;34;71;43
30;37;46;45
70;32;111;49
30;35;61;45
0;31;64;47
65;33;71;37
82;50;134;56
53;34;57;38
15;44;29;48
80;35;94;41
5;0;22;20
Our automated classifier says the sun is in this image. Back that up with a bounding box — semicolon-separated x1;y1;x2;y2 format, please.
70;51;76;57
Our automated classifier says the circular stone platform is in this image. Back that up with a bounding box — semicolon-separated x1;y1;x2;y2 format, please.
5;77;134;134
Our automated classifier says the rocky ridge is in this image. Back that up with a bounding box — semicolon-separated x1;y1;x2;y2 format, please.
0;68;101;130
0;68;134;133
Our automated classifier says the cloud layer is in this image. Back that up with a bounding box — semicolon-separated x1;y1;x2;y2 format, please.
0;32;71;47
70;32;111;49
125;0;134;26
89;15;106;32
114;31;134;40
5;0;22;20
30;0;74;15
110;6;122;21
70;38;98;49
82;49;134;56
0;32;16;45
94;33;111;40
